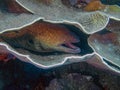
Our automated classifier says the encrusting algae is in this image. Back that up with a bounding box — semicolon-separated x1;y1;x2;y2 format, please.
84;0;106;11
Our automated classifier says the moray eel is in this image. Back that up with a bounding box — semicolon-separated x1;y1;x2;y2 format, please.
0;22;80;54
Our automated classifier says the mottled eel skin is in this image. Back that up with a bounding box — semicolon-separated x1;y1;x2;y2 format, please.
0;22;80;54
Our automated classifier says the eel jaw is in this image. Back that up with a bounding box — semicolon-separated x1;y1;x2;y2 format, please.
55;42;81;54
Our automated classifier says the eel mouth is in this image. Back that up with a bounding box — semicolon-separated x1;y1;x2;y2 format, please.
58;42;81;54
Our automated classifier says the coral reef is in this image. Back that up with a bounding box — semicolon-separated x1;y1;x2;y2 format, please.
0;0;119;72
88;32;120;69
0;0;120;89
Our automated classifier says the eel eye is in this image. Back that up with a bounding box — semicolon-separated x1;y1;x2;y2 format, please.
28;39;34;45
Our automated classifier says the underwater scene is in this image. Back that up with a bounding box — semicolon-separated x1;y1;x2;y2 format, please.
0;0;120;90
